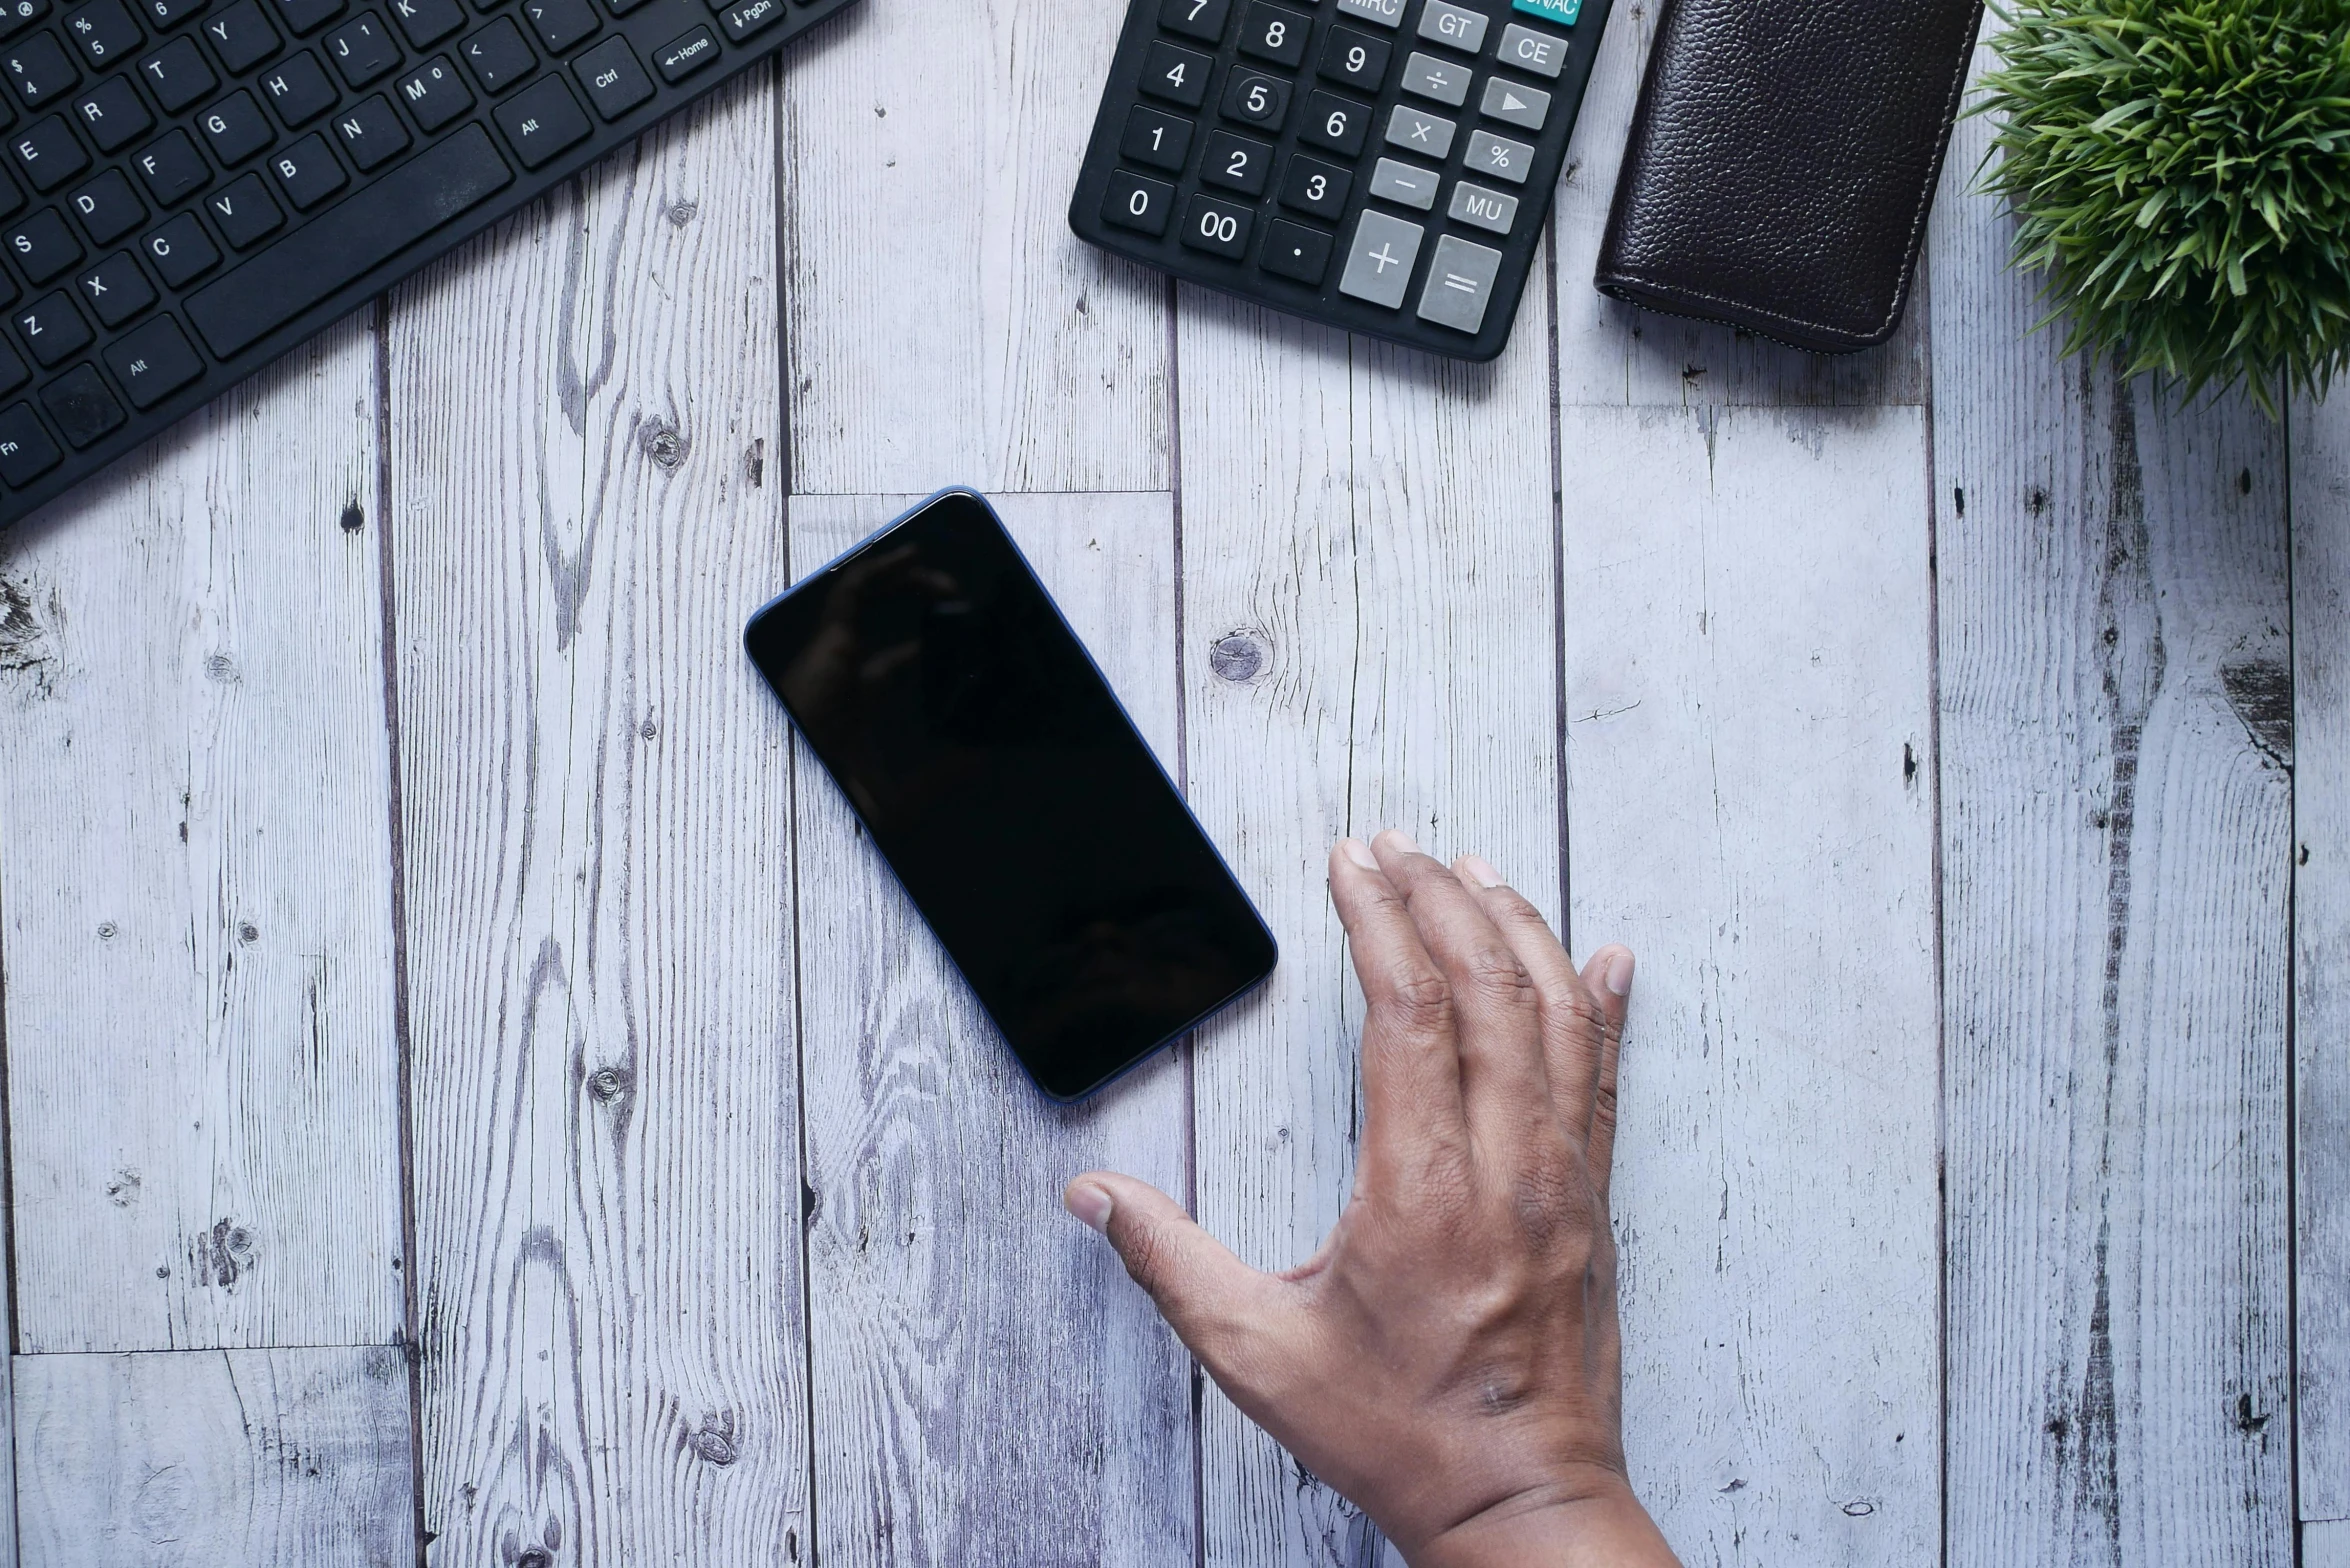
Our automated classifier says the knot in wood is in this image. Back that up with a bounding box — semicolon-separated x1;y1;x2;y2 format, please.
515;1550;553;1568
641;420;688;470
687;1411;739;1466
239;923;260;944
96;922;116;940
1208;631;1266;684
588;1067;627;1103
339;500;365;532
666;199;696;226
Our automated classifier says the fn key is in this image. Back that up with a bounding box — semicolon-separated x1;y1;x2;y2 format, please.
494;76;591;170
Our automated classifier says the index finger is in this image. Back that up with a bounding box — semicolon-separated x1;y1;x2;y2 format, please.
1327;838;1467;1169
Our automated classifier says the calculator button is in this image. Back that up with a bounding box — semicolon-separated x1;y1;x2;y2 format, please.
1415;233;1502;333
1338;209;1419;308
1447;177;1517;233
1260;216;1329;284
1278;150;1347;219
1497;21;1565;78
1120;104;1191;172
570;35;650;117
1234;0;1305;66
1156;0;1226;44
1367;155;1435;211
1465;126;1534;183
1316;23;1387;90
1385;103;1452;159
1199;128;1270;195
1297;89;1366;157
1512;0;1581;24
1400;51;1468;108
1218;66;1286;130
1417;0;1487;52
1140;39;1210;109
1102;168;1172;236
1479;75;1548;131
1180;191;1251;258
1334;0;1402;29
651;25;714;81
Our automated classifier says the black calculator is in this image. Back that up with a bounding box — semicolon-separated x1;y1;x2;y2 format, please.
1068;0;1605;362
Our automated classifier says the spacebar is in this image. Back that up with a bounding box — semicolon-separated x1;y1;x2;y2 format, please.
187;125;514;359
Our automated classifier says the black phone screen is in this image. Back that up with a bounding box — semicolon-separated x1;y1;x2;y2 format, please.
743;490;1277;1100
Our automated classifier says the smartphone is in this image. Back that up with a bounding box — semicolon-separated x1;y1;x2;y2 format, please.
744;489;1278;1100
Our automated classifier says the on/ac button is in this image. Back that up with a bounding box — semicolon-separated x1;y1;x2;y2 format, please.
655;24;720;82
1511;0;1581;25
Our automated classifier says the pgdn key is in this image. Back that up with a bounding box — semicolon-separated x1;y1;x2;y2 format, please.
717;0;781;42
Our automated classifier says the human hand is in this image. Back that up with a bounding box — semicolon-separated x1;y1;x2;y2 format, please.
1063;830;1678;1568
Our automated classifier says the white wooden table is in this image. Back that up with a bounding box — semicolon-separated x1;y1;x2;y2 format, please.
0;0;2339;1563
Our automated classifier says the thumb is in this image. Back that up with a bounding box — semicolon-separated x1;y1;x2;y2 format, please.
1064;1171;1278;1364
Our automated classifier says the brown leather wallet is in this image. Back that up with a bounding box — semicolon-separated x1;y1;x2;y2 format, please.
1592;0;1984;351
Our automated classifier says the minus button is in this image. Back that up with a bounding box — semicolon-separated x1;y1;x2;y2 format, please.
656;25;720;82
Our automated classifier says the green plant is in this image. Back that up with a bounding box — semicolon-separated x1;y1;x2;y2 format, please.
1973;0;2350;417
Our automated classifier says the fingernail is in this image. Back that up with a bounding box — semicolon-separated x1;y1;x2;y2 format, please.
1064;1181;1114;1233
1377;828;1422;856
1603;949;1635;997
1458;854;1504;888
1338;837;1379;870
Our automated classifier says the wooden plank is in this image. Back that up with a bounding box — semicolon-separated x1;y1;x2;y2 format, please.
386;75;808;1563
14;1345;413;1567
1177;279;1561;1561
790;491;1192;1568
1559;403;1940;1564
2295;387;2350;1523
1933;40;2294;1568
2307;1519;2350;1568
781;0;1168;494
0;326;404;1356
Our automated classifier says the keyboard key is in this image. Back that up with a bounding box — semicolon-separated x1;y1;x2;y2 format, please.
0;336;25;390
1260;216;1329;284
648;24;710;81
1334;0;1402;28
140;208;216;280
70;73;152;149
205;169;278;241
1155;0;1224;44
1316;23;1387;90
259;48;334;122
136;34;213;108
0;0;49;41
1465;126;1534;183
38;361;120;444
137;0;206;27
75;249;152;323
266;129;341;204
458;15;528;90
713;0;779;43
6;205;77;277
1235;1;1304;66
1416;232;1500;332
491;71;583;167
4;33;77;107
200;0;278;68
516;0;586;50
329;90;405;165
1511;0;1579;26
1497;21;1564;77
65;0;144;66
1119;104;1189;173
132;126;206;201
0;164;22;220
1384;103;1452;158
1479;75;1547;131
568;34;644;116
67;166;142;240
1198;128;1267;196
1400;50;1467;108
1367;155;1435;211
1100;167;1170;236
11;114;86;189
1277;151;1347;218
1297;89;1366;157
198;90;272;163
1417;0;1486;52
15;288;87;361
1218;67;1285;130
1337;207;1419;308
187;120;510;355
0;401;59;483
1179;191;1249;258
1138;40;1208;109
393;52;467;127
325;11;396;81
386;0;458;45
1447;177;1516;234
269;0;341;35
101;308;198;404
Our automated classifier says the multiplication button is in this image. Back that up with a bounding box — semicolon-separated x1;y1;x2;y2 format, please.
1416;234;1501;333
1337;207;1421;309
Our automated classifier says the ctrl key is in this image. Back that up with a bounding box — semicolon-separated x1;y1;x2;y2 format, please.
1101;169;1173;238
0;401;59;487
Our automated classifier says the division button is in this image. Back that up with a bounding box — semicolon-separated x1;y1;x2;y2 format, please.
1385;102;1453;159
651;24;714;81
1400;50;1469;108
1337;207;1420;309
1417;0;1487;52
1465;126;1536;184
1498;20;1566;77
1479;75;1549;131
1101;167;1172;236
1446;177;1517;234
1415;232;1502;333
1259;216;1330;284
1367;155;1436;211
1334;0;1403;28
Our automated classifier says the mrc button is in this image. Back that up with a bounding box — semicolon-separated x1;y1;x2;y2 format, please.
654;24;716;81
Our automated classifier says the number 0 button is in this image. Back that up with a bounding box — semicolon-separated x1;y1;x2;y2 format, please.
1180;192;1252;259
1103;169;1173;237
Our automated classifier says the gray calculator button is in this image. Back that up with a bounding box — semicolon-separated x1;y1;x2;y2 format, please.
1369;156;1439;210
1466;127;1537;184
1447;178;1518;233
1400;50;1470;107
1339;208;1424;309
1498;21;1567;78
1335;0;1405;27
1417;0;1488;52
1416;234;1503;333
1386;103;1456;159
1480;75;1550;130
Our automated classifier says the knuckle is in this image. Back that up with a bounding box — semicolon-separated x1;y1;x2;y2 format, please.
1381;967;1457;1034
1459;945;1537;1010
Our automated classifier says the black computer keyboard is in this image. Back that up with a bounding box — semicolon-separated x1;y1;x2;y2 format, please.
0;0;855;526
1067;0;1604;362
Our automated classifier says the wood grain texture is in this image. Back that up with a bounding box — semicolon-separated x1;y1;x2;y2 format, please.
1177;285;1560;1566
14;1345;412;1568
781;0;1168;494
790;492;1193;1568
2294;388;2350;1524
1560;404;1941;1566
0;326;404;1356
1933;43;2294;1568
387;76;808;1565
2308;1519;2350;1568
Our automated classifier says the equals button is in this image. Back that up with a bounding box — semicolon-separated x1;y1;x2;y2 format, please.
656;25;720;82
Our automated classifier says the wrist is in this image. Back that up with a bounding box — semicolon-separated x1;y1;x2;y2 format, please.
1406;1471;1680;1568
